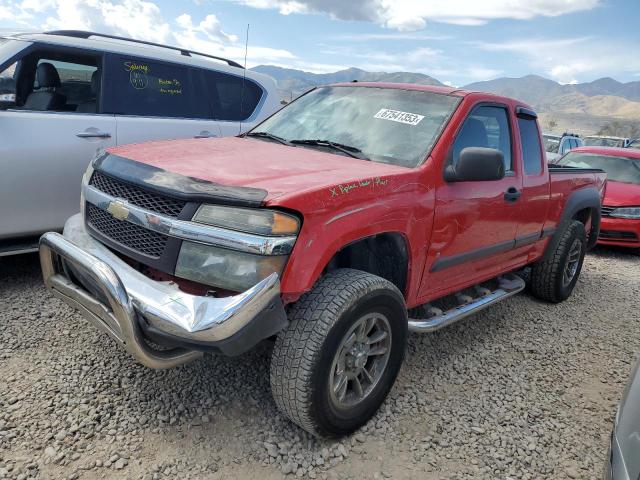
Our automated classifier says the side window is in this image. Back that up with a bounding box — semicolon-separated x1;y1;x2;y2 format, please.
105;56;210;119
204;70;263;121
518;117;543;175
0;61;17;104
1;49;101;112
34;58;98;111
452;105;512;172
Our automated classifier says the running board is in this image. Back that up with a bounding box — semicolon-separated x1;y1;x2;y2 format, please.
408;273;525;333
0;239;40;257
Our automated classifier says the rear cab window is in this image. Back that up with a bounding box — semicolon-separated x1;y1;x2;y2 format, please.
518;117;544;175
103;55;210;119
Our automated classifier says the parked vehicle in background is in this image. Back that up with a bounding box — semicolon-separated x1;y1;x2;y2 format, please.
543;132;583;163
39;83;606;438
0;31;280;256
556;146;640;253
584;135;631;148
604;359;640;480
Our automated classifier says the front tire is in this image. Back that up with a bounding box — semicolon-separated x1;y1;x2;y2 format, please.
270;269;407;437
530;220;587;303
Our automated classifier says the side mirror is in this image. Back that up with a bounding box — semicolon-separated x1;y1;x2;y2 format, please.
444;147;505;182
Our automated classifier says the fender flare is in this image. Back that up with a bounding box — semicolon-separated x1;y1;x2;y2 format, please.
543;187;601;261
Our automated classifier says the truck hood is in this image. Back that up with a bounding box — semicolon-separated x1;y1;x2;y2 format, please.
106;137;409;204
603;180;640;207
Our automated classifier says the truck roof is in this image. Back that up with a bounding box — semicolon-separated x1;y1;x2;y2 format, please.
330;81;532;107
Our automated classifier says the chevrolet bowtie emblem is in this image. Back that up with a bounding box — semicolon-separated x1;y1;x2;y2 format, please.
106;200;130;221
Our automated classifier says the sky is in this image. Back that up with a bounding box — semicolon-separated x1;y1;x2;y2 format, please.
0;0;639;86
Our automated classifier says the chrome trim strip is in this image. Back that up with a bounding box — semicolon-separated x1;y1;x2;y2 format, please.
83;184;296;255
39;215;285;369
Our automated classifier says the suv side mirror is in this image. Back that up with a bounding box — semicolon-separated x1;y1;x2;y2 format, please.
444;147;505;182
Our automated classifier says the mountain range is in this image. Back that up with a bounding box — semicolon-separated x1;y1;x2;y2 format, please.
250;66;640;135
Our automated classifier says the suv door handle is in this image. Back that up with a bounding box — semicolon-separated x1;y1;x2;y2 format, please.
194;131;217;139
76;131;111;139
504;187;521;202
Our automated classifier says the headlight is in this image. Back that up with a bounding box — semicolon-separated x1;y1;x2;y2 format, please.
610;207;640;219
175;241;289;292
193;205;300;236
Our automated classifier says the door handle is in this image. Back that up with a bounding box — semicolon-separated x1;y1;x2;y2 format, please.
194;130;217;139
76;131;111;139
504;187;521;202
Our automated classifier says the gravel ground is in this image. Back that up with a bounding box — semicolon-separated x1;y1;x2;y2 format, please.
1;248;638;480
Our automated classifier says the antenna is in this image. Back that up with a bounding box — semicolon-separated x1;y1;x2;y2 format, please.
239;24;249;135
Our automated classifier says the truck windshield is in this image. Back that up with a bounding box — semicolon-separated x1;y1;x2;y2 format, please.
543;135;560;153
249;86;461;168
558;152;640;184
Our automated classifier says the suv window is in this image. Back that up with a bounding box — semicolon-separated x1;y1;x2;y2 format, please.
0;61;17;104
0;49;101;112
452;105;512;172
35;58;97;109
105;56;210;119
205;70;263;121
519;117;543;175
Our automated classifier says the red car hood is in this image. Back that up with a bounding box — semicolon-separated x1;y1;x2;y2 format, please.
603;180;640;207
108;137;408;202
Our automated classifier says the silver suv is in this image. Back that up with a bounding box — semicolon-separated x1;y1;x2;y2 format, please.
542;132;583;163
0;30;280;255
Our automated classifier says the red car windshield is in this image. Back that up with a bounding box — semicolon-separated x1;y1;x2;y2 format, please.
250;86;461;168
559;152;640;184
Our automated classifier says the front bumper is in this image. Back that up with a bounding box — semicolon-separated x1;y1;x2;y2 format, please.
39;214;287;369
598;217;640;248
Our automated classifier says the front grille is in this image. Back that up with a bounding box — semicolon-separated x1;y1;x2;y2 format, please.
601;205;616;217
90;171;186;217
86;204;168;258
599;229;638;242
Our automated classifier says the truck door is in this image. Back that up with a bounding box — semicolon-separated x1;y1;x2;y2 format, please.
420;104;522;299
103;55;222;145
0;46;116;240
514;109;549;249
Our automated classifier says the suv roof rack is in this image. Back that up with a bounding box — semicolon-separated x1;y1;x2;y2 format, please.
43;30;244;69
562;132;580;138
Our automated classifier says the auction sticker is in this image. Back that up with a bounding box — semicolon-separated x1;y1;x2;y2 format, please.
374;108;425;126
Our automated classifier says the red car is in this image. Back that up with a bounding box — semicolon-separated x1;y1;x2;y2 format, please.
557;146;640;253
39;83;606;437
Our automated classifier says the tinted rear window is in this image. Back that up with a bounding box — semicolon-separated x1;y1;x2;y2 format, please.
105;56;210;119
518;118;543;175
205;71;262;121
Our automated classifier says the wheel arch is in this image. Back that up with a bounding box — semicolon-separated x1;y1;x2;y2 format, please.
544;187;601;261
322;232;410;297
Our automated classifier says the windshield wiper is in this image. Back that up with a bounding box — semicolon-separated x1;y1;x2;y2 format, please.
245;131;291;146
290;139;370;160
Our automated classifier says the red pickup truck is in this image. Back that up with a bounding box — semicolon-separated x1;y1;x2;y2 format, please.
39;83;606;438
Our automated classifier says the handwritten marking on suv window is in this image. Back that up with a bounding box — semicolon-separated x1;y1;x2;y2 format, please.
374;108;425;126
329;177;390;197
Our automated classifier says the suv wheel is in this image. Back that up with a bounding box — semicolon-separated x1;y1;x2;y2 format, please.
270;269;407;437
529;220;587;303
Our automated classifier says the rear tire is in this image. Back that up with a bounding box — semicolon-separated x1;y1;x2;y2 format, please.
270;269;407;438
530;220;587;303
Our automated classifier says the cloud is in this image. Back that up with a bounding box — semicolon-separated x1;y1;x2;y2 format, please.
475;37;640;83
175;13;238;43
232;0;600;30
5;0;297;67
